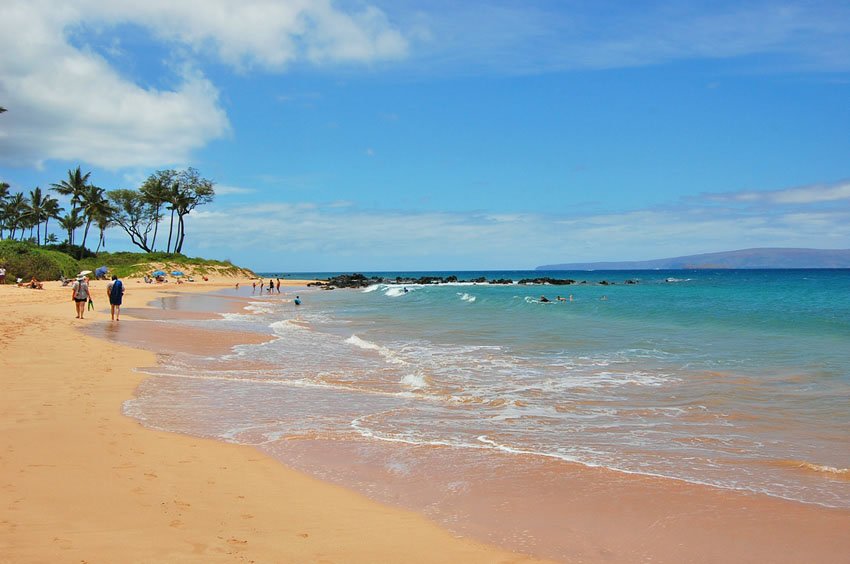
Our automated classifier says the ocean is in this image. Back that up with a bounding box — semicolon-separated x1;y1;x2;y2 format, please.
123;269;850;522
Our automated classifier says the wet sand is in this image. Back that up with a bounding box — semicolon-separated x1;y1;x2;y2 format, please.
0;278;542;563
96;285;850;563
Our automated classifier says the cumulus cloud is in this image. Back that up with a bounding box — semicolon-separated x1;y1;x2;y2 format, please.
0;0;408;168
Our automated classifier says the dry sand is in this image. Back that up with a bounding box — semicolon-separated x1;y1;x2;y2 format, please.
0;277;542;563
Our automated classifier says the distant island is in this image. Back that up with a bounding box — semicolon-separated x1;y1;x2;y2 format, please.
537;248;850;270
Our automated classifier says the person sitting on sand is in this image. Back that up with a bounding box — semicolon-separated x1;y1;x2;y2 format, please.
18;277;42;289
22;277;43;289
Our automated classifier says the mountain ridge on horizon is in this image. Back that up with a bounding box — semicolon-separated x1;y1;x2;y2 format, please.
537;248;850;270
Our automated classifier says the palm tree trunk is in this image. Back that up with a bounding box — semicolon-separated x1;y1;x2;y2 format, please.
81;218;92;250
151;203;160;251
175;214;184;254
166;208;175;254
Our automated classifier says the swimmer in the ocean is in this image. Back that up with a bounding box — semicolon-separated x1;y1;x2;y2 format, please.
539;295;550;303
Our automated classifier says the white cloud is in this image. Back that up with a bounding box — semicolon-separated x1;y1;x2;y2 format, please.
89;0;408;70
178;190;850;270
715;180;850;205
388;1;850;74
0;0;408;168
215;184;257;196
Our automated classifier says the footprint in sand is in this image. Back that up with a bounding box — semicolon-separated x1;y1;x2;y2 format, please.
227;538;248;545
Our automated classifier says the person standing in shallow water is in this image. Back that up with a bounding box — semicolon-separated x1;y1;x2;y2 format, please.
106;274;124;321
71;275;90;319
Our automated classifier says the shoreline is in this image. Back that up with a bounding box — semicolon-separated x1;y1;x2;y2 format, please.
101;284;850;562
0;278;543;563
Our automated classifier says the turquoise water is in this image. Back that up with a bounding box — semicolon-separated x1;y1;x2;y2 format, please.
126;269;850;508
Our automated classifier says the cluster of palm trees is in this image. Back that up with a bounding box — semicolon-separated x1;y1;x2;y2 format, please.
1;166;215;256
0;167;114;253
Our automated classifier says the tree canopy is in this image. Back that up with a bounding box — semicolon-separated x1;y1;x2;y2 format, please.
1;166;215;256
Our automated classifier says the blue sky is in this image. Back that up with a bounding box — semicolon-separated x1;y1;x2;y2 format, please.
1;0;849;271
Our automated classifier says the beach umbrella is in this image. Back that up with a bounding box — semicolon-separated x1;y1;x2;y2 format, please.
152;270;166;277
94;266;108;278
171;270;184;277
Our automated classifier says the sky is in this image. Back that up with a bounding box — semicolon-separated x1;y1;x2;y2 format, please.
1;0;849;272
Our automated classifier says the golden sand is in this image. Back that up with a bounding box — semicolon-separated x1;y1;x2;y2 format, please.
0;277;541;563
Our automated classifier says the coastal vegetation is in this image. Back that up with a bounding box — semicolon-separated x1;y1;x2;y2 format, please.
1;166;214;256
0;240;252;282
1;165;237;282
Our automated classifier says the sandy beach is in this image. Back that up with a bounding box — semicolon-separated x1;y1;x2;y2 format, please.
3;276;850;563
0;277;542;563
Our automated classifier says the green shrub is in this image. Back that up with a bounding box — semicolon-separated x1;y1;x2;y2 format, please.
0;240;80;282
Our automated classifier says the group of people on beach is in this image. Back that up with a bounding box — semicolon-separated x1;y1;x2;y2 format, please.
71;274;124;321
243;278;301;305
252;278;282;294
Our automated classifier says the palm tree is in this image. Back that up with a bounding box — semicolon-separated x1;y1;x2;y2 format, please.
93;203;117;253
51;166;91;245
172;168;215;254
41;196;63;244
0;182;9;239
165;181;180;253
27;186;47;245
58;210;84;246
3;193;27;240
140;171;175;252
79;185;109;251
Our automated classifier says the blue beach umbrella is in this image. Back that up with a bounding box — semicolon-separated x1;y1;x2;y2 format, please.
94;266;108;278
152;270;166;277
171;270;184;277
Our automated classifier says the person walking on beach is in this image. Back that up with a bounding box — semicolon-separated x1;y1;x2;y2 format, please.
268;279;274;293
71;275;90;319
106;275;124;321
276;278;281;293
0;265;6;284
